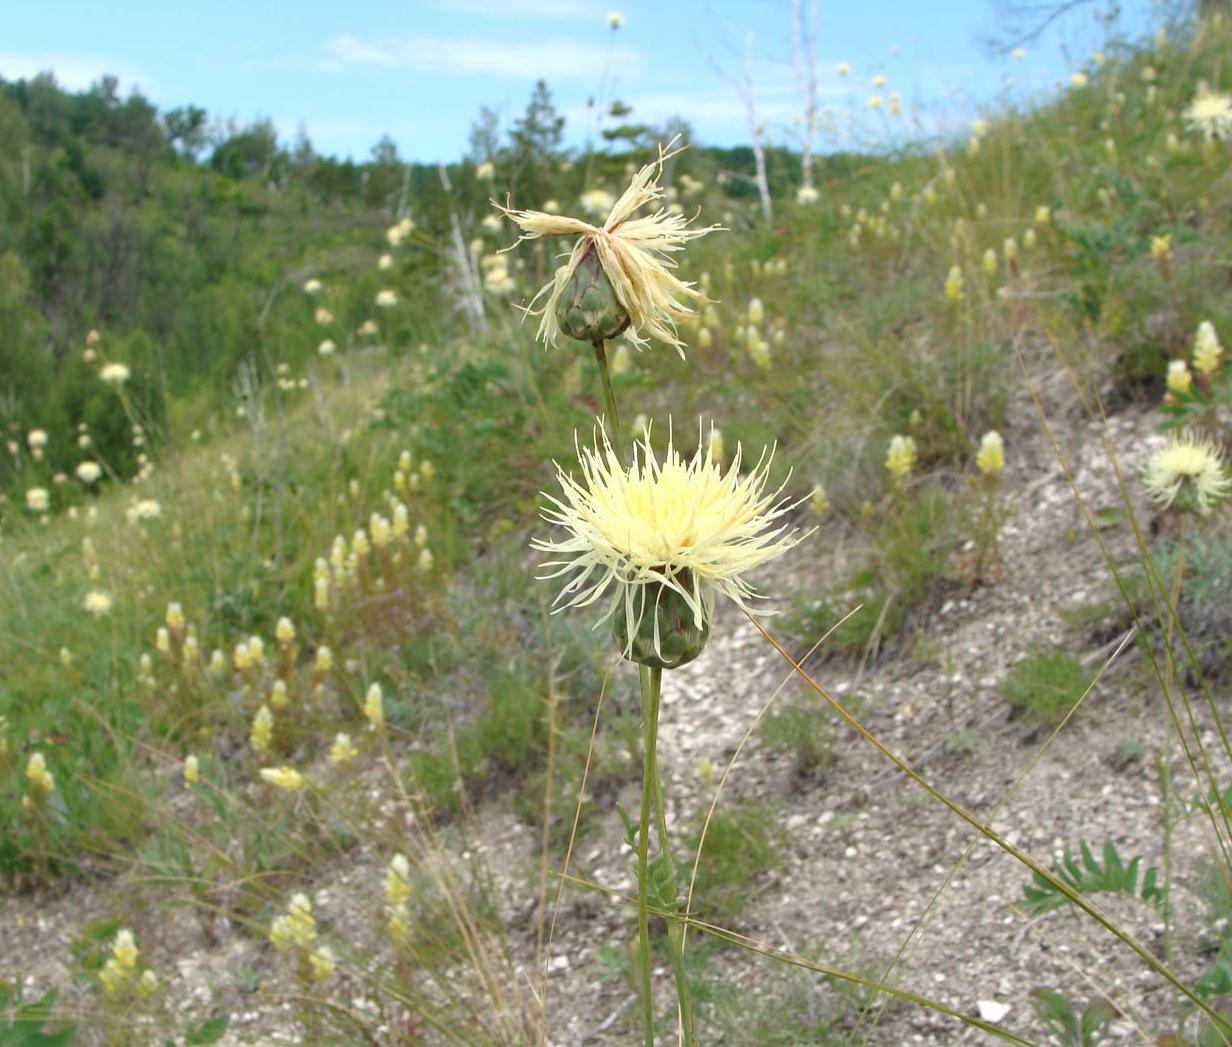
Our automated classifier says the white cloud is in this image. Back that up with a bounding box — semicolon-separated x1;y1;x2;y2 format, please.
0;52;151;93
321;33;644;81
436;0;600;20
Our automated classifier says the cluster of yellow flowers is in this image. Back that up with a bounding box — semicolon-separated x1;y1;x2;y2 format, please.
99;929;159;997
269;892;336;983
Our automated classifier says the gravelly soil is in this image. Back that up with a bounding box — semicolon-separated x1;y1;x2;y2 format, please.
4;367;1226;1046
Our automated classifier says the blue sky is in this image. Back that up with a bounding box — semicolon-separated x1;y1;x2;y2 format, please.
0;0;1157;162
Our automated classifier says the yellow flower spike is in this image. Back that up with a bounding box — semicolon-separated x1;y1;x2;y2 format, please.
26;752;55;802
944;265;964;302
310;947;336;983
495;138;720;355
260;766;305;791
386;853;413;907
364;683;385;731
184;754;200;784
329;733;358;766
251;705;274;754
809;485;830;516
976;431;1005;477
1167;359;1193;396
1194;321;1224;377
885;434;917;484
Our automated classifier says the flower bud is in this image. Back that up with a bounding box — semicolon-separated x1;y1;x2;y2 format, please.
555;249;630;343
613;576;710;670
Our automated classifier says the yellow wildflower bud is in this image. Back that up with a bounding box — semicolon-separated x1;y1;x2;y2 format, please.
944;265;964;302
276;616;296;645
976;431;1005;477
1167;359;1193;396
166;602;185;632
809;485;830;516
184;754;200;784
417;547;434;573
1194;321;1224;377
387;902;412;943
26;751;55;802
330;732;358;765
885;435;917;484
311;947;335;983
156;627;171;654
386;853;412;906
982;248;997;276
270;680;289;710
364;683;385;730
316;646;333;673
747;298;764;325
260;766;305;791
251;705;274;754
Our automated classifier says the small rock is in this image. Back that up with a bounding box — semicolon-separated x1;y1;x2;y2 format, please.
977;999;1011;1023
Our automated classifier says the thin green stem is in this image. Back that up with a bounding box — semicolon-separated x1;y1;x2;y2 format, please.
642;665;697;1046
636;667;656;1046
592;340;622;443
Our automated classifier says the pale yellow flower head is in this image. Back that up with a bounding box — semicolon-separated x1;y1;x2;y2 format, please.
495;138;720;355
533;424;807;657
976;430;1005;477
260;765;305;791
1167;359;1193;396
885;434;917;483
364;683;385;730
1143;430;1231;512
83;589;113;616
26;751;55;800
386;853;413;907
1194;321;1224;377
944;265;964;302
329;732;358;766
251;704;274;753
1185;89;1232;142
795;184;820;206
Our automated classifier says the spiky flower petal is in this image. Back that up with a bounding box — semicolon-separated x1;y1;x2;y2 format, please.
495;139;720;355
533;425;807;661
